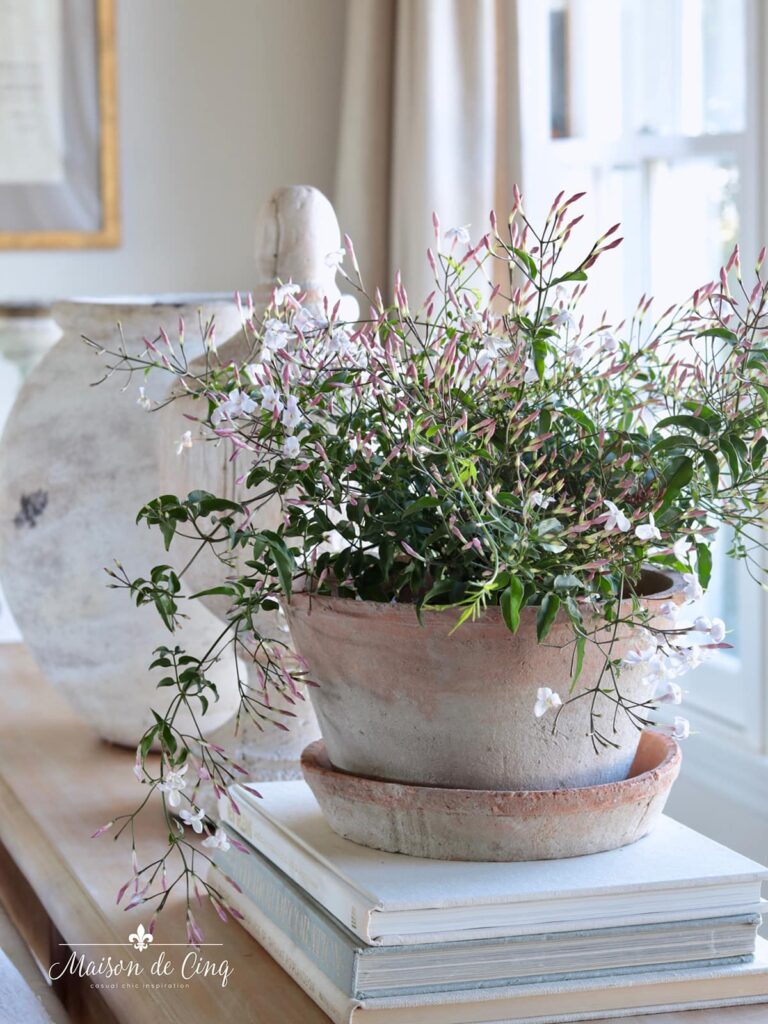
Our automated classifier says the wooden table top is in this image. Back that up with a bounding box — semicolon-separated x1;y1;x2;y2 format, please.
0;642;763;1024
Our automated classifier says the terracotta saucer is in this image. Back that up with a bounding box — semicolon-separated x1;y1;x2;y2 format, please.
301;731;681;861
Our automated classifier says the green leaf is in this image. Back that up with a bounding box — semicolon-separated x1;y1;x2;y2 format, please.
572;634;586;688
531;338;548;380
139;726;157;760
752;436;767;470
188;586;237;599
697;327;738;343
719;437;741;481
550;269;588;286
159;520;176;551
651;435;697;455
562;407;597;434
701;449;720;490
536;594;561;641
653;414;711;437
402;495;439;517
263;534;295;597
536;517;562;536
696;543;713;589
512;247;537;280
659;455;694;512
500;577;525;633
554;573;581;592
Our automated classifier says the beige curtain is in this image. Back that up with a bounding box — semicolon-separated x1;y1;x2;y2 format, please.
334;0;522;302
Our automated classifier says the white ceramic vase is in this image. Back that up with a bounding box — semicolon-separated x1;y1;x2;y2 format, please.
0;295;248;745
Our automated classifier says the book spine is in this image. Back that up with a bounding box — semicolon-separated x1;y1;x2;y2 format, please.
220;797;378;944
211;841;358;996
215;875;360;1024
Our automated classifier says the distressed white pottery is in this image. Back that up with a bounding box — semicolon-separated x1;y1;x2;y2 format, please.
0;295;246;745
0;186;349;759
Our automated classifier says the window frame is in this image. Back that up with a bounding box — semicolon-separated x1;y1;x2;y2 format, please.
516;0;768;785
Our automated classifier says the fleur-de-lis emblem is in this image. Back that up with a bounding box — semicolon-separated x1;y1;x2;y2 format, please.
128;923;153;952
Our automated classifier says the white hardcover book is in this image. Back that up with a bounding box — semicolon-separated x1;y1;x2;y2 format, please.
217;873;768;1024
220;781;767;946
210;835;759;998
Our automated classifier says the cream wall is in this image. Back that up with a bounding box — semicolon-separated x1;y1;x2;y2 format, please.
0;0;347;301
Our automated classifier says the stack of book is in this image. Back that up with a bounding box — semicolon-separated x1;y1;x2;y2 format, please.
212;781;768;1023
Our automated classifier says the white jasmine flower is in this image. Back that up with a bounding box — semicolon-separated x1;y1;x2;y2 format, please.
179;806;205;834
476;347;495;371
444;224;471;246
481;334;506;355
157;765;188;808
657;716;691;740
477;335;506;370
554;309;577;331
603;500;631;533
566;344;585;365
623;646;663;678
201;827;231;852
283;435;301;459
260;385;284;415
211;388;257;426
673;538;691;562
274;281;301;307
693;615;712;633
673;716;691;739
654;680;683;705
534;686;562;718
635;512;661;542
529;490;554;509
524;358;539;384
599;330;619;353
658;600;679;620
137;387;151;411
281;395;302;433
461;309;484;329
176;430;193;455
324;248;345;268
293;305;328;334
682;572;704;602
672;644;707;673
328;327;352;356
710;617;726;643
262;317;294;352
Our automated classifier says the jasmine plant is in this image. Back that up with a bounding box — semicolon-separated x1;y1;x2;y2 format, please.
90;190;768;937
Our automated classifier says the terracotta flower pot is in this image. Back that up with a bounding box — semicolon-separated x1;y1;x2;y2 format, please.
284;570;684;792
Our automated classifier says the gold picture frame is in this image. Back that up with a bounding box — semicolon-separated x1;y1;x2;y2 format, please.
0;0;119;250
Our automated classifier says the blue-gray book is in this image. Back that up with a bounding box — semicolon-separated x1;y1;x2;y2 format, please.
211;827;759;1000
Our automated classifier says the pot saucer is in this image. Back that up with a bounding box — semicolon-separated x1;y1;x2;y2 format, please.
300;731;681;862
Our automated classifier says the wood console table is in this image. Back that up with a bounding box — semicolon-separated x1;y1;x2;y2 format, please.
0;643;764;1024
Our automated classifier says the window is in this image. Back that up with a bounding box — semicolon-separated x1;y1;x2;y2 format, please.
518;0;766;758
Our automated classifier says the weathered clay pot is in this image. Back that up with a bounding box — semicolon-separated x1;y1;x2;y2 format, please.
284;570;683;792
301;731;681;861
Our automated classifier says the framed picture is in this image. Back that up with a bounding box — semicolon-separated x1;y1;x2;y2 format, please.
0;0;119;249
